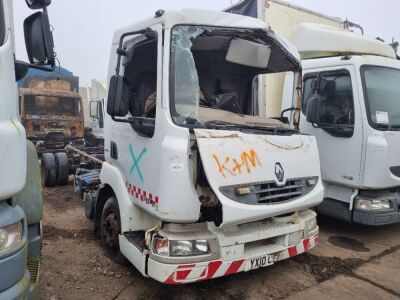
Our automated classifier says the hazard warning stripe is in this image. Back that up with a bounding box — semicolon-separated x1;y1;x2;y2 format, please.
125;182;159;207
164;233;318;284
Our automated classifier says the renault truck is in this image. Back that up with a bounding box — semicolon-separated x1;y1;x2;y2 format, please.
229;0;400;225
0;0;55;298
78;8;324;284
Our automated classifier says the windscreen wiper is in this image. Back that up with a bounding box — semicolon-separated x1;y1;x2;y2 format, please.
204;120;298;135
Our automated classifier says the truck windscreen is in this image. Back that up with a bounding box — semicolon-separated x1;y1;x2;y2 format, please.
24;95;80;117
362;66;400;129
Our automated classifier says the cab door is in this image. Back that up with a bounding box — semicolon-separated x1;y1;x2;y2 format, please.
300;66;364;190
108;24;163;214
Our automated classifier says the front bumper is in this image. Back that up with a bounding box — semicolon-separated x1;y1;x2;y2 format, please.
149;233;318;284
353;209;400;226
148;210;319;284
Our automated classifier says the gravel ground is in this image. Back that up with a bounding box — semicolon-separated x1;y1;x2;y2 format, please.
38;185;400;300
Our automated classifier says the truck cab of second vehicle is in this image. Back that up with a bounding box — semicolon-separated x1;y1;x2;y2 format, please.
289;24;400;226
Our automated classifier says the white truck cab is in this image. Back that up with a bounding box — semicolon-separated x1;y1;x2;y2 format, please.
96;9;323;284
291;24;400;225
0;0;55;298
228;0;400;226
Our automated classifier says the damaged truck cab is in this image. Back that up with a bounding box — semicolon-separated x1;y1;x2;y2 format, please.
98;9;323;283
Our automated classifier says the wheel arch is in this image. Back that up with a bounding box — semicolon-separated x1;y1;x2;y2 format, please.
98;162;159;234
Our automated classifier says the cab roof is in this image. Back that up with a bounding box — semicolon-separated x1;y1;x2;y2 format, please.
112;9;300;61
293;23;396;60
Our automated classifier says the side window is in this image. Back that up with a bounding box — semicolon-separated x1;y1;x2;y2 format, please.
303;71;354;126
302;76;316;113
123;37;158;120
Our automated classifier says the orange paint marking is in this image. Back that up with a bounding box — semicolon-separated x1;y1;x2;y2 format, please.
213;149;261;178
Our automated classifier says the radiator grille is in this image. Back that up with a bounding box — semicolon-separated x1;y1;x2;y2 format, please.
220;177;317;206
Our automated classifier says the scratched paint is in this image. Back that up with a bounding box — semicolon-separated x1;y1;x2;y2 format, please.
212;149;261;178
129;144;147;183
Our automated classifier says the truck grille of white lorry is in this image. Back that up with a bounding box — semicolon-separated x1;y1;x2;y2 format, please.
255;179;306;203
220;177;317;205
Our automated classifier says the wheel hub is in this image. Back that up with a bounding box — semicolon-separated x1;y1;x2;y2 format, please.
103;212;119;249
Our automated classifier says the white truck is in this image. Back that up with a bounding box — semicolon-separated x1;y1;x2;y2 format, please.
80;8;324;284
0;0;55;298
80;79;106;146
230;0;400;225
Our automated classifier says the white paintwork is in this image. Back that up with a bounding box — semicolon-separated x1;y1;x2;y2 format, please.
293;23;396;60
257;0;400;211
195;129;323;225
80;79;106;138
0;0;27;201
101;9;321;281
300;51;400;203
119;235;147;276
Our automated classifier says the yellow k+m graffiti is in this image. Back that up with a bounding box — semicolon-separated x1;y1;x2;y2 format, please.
212;149;262;178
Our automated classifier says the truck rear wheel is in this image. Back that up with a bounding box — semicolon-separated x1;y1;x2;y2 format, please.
55;152;69;186
41;153;57;187
100;197;128;265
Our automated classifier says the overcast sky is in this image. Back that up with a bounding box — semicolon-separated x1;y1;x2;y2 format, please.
13;0;400;86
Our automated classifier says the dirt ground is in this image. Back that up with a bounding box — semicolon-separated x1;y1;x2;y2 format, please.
38;185;400;300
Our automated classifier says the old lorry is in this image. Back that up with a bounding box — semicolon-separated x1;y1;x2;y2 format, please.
0;0;55;298
19;74;103;187
76;8;324;284
229;0;400;225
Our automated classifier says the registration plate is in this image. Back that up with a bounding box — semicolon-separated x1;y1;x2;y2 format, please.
245;255;275;271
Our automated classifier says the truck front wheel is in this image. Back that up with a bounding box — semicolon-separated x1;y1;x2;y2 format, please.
100;197;128;265
41;153;57;187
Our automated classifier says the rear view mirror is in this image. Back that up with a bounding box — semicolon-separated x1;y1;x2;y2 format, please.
25;0;51;9
24;11;55;67
306;96;321;124
107;75;130;117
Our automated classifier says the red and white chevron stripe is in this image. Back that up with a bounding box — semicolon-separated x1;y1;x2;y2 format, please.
162;233;318;284
126;182;159;208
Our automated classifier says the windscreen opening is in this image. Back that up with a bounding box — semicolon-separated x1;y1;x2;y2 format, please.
170;25;300;130
24;95;81;117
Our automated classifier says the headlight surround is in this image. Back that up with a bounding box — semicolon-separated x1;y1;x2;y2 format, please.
355;199;392;211
153;236;209;257
0;221;23;255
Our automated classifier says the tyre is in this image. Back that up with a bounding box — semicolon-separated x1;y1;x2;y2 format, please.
41;153;57;187
55;152;69;186
83;192;95;219
100;197;128;265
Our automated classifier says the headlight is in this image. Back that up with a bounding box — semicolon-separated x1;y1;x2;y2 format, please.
0;221;23;255
153;236;209;257
355;199;392;211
